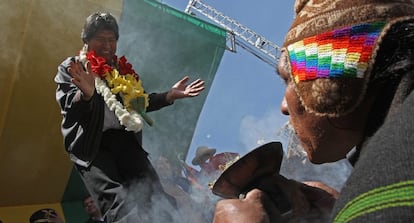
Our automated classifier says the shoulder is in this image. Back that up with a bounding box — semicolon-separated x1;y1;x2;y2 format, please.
60;56;76;67
332;90;414;222
55;57;76;82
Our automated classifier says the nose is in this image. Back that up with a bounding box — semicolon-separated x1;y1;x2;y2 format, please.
103;39;112;49
280;96;289;115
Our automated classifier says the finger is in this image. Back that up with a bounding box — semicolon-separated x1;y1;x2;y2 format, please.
303;181;339;199
85;61;93;75
188;78;203;84
69;70;81;80
69;68;82;79
187;88;205;96
71;78;81;86
189;83;205;90
243;189;283;222
244;189;266;202
67;67;76;77
72;61;83;73
188;86;205;95
189;79;205;88
187;82;205;93
68;61;78;76
178;76;190;84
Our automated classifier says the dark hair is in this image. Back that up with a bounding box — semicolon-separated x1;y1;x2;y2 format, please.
81;12;119;43
82;194;93;206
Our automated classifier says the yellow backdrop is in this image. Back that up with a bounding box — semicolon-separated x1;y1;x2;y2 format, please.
0;0;122;220
0;203;64;222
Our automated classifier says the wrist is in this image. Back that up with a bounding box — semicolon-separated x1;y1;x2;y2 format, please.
81;89;94;101
166;90;174;103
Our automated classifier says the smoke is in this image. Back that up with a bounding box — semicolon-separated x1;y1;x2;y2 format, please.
277;122;352;191
239;110;287;154
117;0;225;164
120;104;352;222
239;112;352;192
150;156;217;223
105;176;193;223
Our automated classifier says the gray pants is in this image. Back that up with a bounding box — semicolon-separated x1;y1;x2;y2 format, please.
76;129;177;222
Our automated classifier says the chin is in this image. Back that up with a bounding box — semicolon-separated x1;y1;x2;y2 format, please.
103;56;113;63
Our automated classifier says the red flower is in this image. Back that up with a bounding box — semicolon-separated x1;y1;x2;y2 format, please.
86;51;112;78
118;56;139;80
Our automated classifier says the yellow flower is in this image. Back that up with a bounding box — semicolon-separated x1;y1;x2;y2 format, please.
105;70;149;112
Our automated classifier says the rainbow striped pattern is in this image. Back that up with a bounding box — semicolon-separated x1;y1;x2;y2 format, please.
287;21;386;83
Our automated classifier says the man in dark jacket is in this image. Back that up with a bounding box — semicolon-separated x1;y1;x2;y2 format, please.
83;195;104;223
55;12;205;222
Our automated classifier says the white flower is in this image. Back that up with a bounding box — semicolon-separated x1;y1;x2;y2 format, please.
79;46;145;132
95;77;144;132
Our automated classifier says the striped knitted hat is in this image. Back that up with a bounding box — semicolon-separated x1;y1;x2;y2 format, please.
283;0;414;116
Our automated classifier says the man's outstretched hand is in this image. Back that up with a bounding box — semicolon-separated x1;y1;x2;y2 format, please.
166;76;205;103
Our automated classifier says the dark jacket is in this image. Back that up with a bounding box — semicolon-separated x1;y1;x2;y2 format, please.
55;57;172;167
332;20;414;222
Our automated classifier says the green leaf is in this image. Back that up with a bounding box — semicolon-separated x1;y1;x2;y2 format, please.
130;97;153;126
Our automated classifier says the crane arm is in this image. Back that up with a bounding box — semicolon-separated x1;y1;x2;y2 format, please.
185;0;281;67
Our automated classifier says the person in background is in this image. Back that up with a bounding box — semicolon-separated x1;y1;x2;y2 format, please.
83;196;104;223
191;146;239;185
154;156;208;223
155;156;192;193
189;146;240;222
29;208;64;223
54;12;205;222
212;0;414;222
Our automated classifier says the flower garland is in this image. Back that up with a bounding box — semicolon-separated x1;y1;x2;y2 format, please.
79;47;152;132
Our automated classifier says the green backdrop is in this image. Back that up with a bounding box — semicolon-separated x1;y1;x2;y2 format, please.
117;0;226;165
61;0;226;222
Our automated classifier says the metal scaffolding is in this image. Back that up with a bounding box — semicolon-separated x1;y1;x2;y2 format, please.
185;0;281;67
